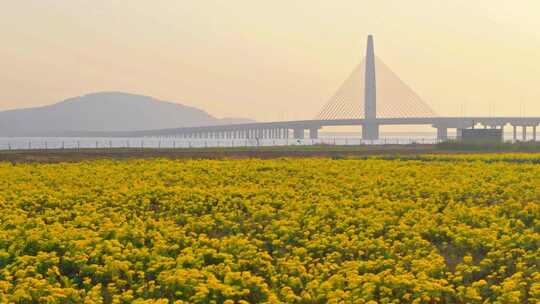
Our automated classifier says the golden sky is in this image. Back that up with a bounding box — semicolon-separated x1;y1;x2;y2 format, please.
1;0;539;121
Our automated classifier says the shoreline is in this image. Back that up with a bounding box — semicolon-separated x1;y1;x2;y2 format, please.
2;144;540;163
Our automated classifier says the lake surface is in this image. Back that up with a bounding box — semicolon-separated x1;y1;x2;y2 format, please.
0;131;522;150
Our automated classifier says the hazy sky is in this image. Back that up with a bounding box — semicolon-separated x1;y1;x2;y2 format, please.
1;0;540;121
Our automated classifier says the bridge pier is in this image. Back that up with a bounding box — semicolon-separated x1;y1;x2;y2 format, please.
523;126;527;141
533;126;537;141
293;128;305;139
309;128;319;139
436;127;448;141
362;123;379;140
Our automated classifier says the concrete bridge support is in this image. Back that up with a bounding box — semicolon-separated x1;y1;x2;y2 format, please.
513;126;517;142
362;123;379;140
309;128;319;139
533;126;537;141
436;127;448;141
523;126;527;141
293;128;305;139
360;35;379;140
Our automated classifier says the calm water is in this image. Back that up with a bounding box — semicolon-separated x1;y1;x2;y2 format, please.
0;131;522;151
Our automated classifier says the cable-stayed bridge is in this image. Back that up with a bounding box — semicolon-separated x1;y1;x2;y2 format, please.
122;35;540;142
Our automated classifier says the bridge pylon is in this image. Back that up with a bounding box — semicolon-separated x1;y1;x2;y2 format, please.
362;35;379;140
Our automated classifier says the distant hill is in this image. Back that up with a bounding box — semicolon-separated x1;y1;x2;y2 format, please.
0;92;254;136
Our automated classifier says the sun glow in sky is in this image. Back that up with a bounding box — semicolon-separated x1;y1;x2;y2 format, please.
1;0;540;120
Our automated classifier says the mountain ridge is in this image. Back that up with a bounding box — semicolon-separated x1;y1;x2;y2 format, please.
0;92;253;136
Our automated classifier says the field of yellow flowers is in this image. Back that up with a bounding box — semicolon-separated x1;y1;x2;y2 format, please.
0;156;539;303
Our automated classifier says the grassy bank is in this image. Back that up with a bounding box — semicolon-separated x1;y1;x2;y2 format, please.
2;143;540;163
437;140;540;152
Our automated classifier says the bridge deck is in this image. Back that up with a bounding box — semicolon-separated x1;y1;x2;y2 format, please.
103;117;540;137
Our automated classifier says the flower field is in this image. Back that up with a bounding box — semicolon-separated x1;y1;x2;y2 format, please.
0;156;539;303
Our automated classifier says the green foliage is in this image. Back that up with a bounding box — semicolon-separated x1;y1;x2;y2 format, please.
437;140;540;152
